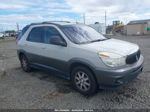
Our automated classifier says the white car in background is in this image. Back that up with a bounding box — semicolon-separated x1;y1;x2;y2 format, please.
0;33;4;39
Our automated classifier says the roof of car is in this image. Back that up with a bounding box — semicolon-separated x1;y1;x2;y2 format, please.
22;21;84;32
29;21;76;26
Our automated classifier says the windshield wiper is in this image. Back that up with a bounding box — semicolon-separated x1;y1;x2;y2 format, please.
90;38;109;43
90;39;102;42
79;38;110;44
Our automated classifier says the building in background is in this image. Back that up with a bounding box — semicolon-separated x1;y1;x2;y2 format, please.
89;22;106;34
126;19;150;35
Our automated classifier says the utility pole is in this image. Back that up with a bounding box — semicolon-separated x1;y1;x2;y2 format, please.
76;17;78;24
16;23;19;32
83;13;86;24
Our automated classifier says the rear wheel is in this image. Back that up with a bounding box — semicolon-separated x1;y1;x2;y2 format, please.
20;54;31;72
71;66;98;95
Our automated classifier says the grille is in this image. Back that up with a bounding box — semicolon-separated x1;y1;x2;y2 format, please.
126;50;141;64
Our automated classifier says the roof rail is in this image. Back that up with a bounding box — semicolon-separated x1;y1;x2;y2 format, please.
28;21;71;26
42;21;70;24
29;22;43;26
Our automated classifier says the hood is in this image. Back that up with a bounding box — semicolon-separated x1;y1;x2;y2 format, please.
80;39;139;56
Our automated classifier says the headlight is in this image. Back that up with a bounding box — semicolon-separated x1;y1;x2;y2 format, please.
99;52;126;67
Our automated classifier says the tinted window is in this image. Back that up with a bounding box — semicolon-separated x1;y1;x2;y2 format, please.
27;27;44;43
43;27;63;44
61;25;108;44
17;25;29;40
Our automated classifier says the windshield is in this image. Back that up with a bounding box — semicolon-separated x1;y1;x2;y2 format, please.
61;25;108;44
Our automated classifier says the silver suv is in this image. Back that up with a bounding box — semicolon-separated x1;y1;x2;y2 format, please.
17;21;144;95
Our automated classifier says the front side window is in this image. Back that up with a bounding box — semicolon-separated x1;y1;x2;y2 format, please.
43;27;64;44
61;25;108;44
27;27;44;43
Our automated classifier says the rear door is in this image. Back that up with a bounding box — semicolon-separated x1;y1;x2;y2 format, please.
24;26;46;64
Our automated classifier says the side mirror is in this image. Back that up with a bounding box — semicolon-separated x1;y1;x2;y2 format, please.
50;36;67;47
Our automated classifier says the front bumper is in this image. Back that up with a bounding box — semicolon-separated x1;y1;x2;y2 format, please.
94;55;144;89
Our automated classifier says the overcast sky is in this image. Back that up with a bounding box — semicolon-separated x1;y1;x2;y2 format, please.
0;0;150;31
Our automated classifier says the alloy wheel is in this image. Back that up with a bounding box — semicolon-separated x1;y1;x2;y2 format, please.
74;71;91;91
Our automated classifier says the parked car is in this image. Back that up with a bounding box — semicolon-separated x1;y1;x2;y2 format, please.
0;33;4;39
4;33;9;37
16;21;144;95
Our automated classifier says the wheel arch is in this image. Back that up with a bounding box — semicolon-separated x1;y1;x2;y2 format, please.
69;58;98;84
17;50;26;60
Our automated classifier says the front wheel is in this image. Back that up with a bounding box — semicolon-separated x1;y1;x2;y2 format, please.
71;66;98;95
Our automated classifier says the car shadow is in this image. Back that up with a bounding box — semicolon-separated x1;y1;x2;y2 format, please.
14;67;139;102
29;69;75;94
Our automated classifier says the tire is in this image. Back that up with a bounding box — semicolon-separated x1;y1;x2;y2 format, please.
71;66;98;96
20;54;31;72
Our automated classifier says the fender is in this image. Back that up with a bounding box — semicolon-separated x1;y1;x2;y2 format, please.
68;58;96;73
17;49;27;60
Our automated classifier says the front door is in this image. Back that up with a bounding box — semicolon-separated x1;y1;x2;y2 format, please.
42;26;69;73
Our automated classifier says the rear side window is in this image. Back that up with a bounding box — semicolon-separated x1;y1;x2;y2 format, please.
27;27;44;43
17;26;29;40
